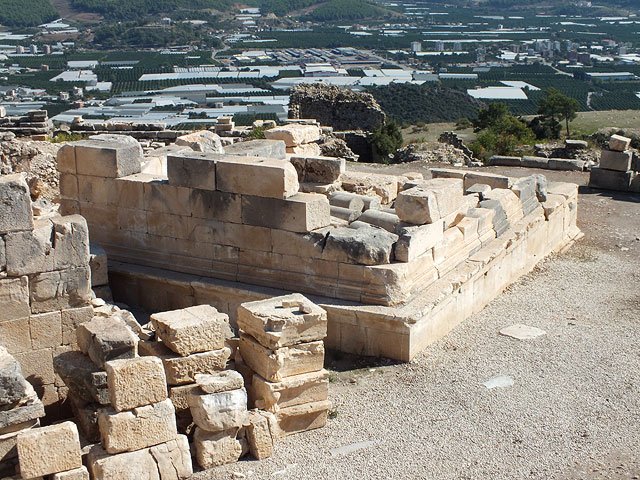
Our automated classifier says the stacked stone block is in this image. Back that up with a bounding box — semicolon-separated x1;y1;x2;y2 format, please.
215;117;235;135
0;347;45;477
237;294;331;436
589;134;640;192
0;172;93;410
264;124;322;156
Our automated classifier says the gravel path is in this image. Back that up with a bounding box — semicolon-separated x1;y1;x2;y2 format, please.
198;172;640;480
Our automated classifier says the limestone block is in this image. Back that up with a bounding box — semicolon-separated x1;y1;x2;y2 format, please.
169;384;199;412
151;305;232;356
68;396;100;442
322;226;398;265
275;399;331;436
286;143;322;157
245;410;273;459
196;371;244;394
52;215;91;270
0;318;31;354
58;173;78;200
433;227;465;265
143;181;192;216
599;149;632;172
466;183;491;197
241;193;331;233
239;334;324;382
73;135;142;178
53;351;109;405
1;419;39;466
395;179;463;225
0;277;30;321
340;171;398;204
105;357;167;412
487;155;522;167
89;244;109;287
589;167;633;191
148;435;193;480
466;208;496;236
190;189;242;223
61;306;94;346
548;158;585;171
463;171;511;190
16;421;82;478
330;206;360;223
76;316;138;368
29;311;62;349
51;466;90;480
329;192;365;212
138;341;231;386
97;398;177;454
264;124;321;147
357;209;399;233
4;220;54;276
88;444;159;480
271;228;326;258
175;130;224;154
253;369;329;412
0;398;44;431
29;267;92;314
0;347;31;409
188;387;247;432
0;174;33;234
193;427;244;469
428;168;466;181
167;152;216;191
478;199;509;236
290;156;345;183
237;294;327;349
609;134;631;152
57;144;76;174
215;156;299;199
395;220;444;262
482;189;523;222
224;139;287;160
542;194;566;218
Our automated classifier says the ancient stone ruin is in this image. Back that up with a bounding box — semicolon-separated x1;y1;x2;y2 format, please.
589;134;640;192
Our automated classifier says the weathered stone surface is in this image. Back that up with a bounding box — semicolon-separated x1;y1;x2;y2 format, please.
73;135;142;178
329;192;365;212
16;421;82;478
139;341;231;385
589;167;633;191
29;267;91;314
253;369;329;412
395;220;444;262
599;149;633;172
167;152;216;191
565;139;588;150
53;351;109;405
290;156;345;183
286;143;322;157
241;193;331;233
224;139;286;160
51;466;90;480
148;435;193;480
357;209;400;233
98;398;177;454
0;347;31;409
239;334;324;382
188;387;247;432
175;130;224;154
195;371;244;394
68;396;100;442
88;444;160;480
0;398;44;430
245;410;274;459
105;357;167;412
548;158;585;172
237;293;327;349
330;205;361;223
215;155;299;199
76;316;138;368
275;399;331;436
487;155;522;167
395;179;463;225
89;243;108;287
264;124;321;147
322;226;398;265
464;171;511;190
193;427;243;469
521;156;549;169
0;277;30;321
609;134;631;152
151;305;232;356
0;173;33;234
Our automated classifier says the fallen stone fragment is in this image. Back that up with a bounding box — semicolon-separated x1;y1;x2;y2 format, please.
16;421;82;478
245;410;274;460
482;375;514;390
329;440;379;457
76;316;138;368
193;427;245;469
188;388;248;432
0;347;31;409
499;324;547;340
195;371;244;394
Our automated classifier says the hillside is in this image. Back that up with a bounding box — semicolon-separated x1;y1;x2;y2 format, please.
0;0;58;27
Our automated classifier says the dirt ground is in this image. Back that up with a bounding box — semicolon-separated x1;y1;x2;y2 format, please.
198;164;640;480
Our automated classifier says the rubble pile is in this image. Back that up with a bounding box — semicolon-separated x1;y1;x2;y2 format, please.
589;134;640;192
0;110;53;137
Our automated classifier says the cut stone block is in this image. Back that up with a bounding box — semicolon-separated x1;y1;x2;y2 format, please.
395;179;463;225
215;156;299;199
322;226;398;265
29;266;92;314
97;398;177;454
193;427;244;469
241;193;331;233
151;305;232;356
195;371;244;394
286;143;322;157
73;135;142;178
224;139;286;160
245;410;274;459
105;356;168;412
51;466;90;480
16;421;82;478
237;293;328;349
0;277;30;321
565;139;588;150
275;399;331;436
548;158;585;171
53;351;109;405
148;435;193;480
89;244;108;287
0;174;33;234
188;387;247;432
264;124;321;147
521;156;549;169
68;396;100;443
253;369;329;412
609;134;631;152
395;220;444;262
175;130;224;154
76;316;138;368
88;444;159;480
239;334;325;382
167;152;216;191
0;347;31;409
290;156;345;183
599;149;633;172
0;398;44;430
464;171;511;190
589;167;633;192
139;341;231;385
487;155;522;167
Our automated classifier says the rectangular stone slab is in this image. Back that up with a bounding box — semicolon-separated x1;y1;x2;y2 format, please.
237;293;327;349
105;356;168;412
599;149;633;172
0;173;33;234
240;193;330;233
167;152;217;191
274;399;331;436
16;421;82;478
187;387;247;432
53;351;109;405
253;369;329;412
215;156;299;199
